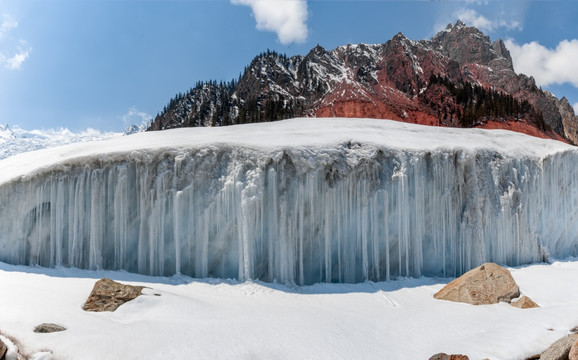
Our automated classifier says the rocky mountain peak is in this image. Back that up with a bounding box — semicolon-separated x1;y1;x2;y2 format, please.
451;19;467;29
490;38;514;70
392;32;408;42
308;44;327;58
149;22;577;144
432;20;498;67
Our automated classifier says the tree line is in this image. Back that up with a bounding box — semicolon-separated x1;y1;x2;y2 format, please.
428;74;549;131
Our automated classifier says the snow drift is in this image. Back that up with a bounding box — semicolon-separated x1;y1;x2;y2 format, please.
0;118;576;285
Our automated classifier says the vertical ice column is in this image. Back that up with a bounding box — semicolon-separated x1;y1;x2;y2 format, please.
0;146;577;284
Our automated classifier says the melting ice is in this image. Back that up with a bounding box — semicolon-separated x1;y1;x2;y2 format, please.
0;118;576;285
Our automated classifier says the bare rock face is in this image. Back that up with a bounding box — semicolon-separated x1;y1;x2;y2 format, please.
431;20;506;68
434;263;520;305
568;339;578;360
83;278;144;312
429;353;469;360
557;96;578;144
540;334;578;360
34;323;66;333
510;296;540;309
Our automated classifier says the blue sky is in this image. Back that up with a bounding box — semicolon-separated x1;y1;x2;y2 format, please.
0;0;577;132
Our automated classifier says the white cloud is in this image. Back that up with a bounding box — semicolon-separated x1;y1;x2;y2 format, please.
231;0;308;45
454;8;493;32
0;14;17;39
0;14;30;70
452;8;522;33
1;40;31;70
573;103;578;115
121;107;152;127
505;39;578;87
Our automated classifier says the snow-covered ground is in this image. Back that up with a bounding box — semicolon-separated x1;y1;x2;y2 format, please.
0;260;577;360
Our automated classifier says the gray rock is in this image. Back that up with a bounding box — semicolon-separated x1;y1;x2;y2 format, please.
540;334;578;360
34;323;66;333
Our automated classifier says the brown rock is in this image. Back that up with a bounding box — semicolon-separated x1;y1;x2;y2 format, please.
34;323;66;333
510;295;540;309
540;334;578;360
0;338;6;360
434;263;520;305
83;278;145;312
568;339;578;360
429;353;469;360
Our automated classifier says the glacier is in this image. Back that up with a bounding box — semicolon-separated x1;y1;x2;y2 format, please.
0;118;577;285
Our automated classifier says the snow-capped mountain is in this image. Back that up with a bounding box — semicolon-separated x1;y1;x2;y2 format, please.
150;20;578;144
0;124;144;160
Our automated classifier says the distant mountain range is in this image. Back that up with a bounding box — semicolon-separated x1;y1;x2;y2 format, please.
0;124;146;160
149;20;578;145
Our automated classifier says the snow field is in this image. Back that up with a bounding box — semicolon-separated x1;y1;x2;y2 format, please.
0;260;577;359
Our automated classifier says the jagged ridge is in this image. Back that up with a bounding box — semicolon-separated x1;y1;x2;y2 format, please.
149;20;578;144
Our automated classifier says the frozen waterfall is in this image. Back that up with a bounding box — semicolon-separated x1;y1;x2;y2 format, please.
0;119;576;284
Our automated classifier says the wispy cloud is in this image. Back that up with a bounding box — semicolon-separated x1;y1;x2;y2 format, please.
0;14;31;70
574;103;578;115
0;14;17;38
231;0;308;45
434;7;522;35
1;40;31;70
452;8;522;32
121;107;152;127
505;39;578;88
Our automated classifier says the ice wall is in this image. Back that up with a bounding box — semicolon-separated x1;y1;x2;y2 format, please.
0;142;577;284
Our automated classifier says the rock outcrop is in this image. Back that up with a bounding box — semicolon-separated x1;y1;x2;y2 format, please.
539;334;578;360
83;278;144;312
558;96;578;144
434;263;520;305
510;296;540;309
149;21;577;144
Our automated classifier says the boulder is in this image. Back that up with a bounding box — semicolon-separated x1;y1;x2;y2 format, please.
568;339;578;360
510;296;540;309
434;263;520;305
34;323;66;333
0;338;6;360
539;334;578;360
83;278;145;312
429;353;469;360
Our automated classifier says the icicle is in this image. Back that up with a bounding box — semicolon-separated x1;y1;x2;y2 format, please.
0;144;577;285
